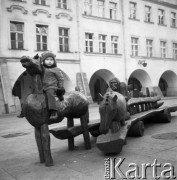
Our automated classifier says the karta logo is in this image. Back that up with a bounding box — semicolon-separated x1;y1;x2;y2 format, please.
104;158;176;179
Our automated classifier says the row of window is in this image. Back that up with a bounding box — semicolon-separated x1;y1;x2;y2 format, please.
10;21;119;54
130;1;177;27
10;21;177;59
10;21;69;51
13;0;118;20
85;33;119;54
13;0;68;9
84;0;118;20
12;0;177;27
131;37;177;59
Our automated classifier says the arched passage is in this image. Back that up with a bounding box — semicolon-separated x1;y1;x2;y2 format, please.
89;69;116;101
128;69;152;93
158;71;177;97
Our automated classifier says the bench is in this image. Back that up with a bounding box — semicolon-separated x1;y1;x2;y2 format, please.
49;118;100;150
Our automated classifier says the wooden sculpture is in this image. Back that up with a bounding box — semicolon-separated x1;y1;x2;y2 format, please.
16;56;90;166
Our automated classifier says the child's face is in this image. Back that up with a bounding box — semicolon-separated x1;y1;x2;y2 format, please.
44;57;54;66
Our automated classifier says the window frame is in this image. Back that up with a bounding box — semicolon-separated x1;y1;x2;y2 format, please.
131;37;139;56
130;2;137;19
99;34;106;53
145;5;151;22
85;33;93;53
58;27;69;52
111;36;118;54
34;0;47;5
57;0;67;9
160;41;167;58
97;0;105;18
84;0;92;15
10;21;24;50
146;39;153;57
109;2;117;20
171;12;176;27
173;43;177;59
36;24;48;51
158;9;165;25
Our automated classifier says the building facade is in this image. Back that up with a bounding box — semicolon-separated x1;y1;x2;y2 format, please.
0;0;177;114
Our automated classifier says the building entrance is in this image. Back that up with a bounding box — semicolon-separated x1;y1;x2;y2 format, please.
158;71;177;97
89;69;116;102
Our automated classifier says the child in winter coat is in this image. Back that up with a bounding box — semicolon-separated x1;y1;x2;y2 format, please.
41;51;65;121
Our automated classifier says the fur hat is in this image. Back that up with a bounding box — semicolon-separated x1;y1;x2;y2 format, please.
41;51;56;61
41;51;57;68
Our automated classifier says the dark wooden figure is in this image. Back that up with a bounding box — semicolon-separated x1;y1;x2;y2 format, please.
14;56;91;166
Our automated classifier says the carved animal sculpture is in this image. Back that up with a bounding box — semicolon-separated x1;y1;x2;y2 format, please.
98;88;129;135
17;56;89;166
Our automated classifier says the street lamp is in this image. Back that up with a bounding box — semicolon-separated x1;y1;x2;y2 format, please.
138;60;147;67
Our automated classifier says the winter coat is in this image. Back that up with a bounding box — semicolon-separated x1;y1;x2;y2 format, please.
42;67;64;91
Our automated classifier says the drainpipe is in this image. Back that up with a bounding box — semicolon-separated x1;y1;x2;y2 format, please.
0;62;9;114
76;0;87;95
120;0;128;84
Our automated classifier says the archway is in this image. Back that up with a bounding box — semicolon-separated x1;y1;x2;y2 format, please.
128;77;142;91
158;71;177;97
128;69;152;95
89;69;116;101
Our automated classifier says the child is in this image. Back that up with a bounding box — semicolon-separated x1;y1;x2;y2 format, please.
41;51;65;121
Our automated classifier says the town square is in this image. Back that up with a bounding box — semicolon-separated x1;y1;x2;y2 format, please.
0;0;177;179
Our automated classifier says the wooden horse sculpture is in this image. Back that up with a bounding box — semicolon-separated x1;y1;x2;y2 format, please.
19;56;90;166
96;88;129;153
98;88;129;135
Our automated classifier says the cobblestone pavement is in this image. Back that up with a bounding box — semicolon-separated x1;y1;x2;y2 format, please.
0;98;177;180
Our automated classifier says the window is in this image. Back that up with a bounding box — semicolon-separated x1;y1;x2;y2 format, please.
84;0;92;15
35;0;46;5
85;33;93;52
146;39;153;57
10;21;24;49
36;24;48;51
173;43;177;59
131;37;138;56
130;2;136;19
99;34;106;53
97;0;105;18
109;2;117;20
158;9;164;25
145;6;151;22
160;41;166;58
171;12;176;27
111;36;118;54
57;0;67;9
59;27;69;52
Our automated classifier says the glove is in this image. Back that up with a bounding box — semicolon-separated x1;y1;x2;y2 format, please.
56;87;65;98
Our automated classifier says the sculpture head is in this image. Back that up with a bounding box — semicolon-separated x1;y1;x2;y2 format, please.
98;90;119;134
109;77;120;92
20;55;43;76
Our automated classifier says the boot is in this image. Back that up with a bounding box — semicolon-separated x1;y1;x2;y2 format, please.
17;110;24;118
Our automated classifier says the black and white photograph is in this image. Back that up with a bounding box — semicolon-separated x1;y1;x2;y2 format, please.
0;0;177;179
